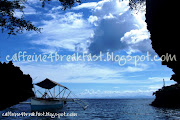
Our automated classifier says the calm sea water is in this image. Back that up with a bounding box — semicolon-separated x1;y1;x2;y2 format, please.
1;98;180;120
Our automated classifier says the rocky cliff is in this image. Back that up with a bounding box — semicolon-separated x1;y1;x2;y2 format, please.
151;84;180;108
0;61;34;110
146;0;179;82
146;0;180;107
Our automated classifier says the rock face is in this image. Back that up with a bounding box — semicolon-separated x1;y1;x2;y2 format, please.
146;0;180;107
0;61;34;110
146;0;179;83
151;84;180;108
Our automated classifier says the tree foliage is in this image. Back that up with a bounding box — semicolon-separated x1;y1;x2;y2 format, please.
0;0;80;35
0;0;40;35
41;0;80;9
129;0;146;12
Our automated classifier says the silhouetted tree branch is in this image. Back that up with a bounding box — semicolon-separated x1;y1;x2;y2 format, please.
41;0;81;9
0;0;80;35
129;0;146;12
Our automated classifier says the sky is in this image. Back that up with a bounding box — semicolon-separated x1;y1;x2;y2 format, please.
0;0;176;98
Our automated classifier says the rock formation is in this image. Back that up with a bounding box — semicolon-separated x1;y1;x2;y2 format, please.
146;0;180;107
151;84;180;108
146;0;179;82
0;61;34;110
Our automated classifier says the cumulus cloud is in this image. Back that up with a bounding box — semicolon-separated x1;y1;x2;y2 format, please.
93;0;129;18
29;0;155;56
121;29;150;44
88;10;138;54
88;0;156;55
88;15;98;25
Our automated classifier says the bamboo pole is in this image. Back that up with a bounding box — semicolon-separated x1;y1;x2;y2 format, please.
66;91;71;99
55;88;65;98
48;89;53;98
59;86;60;98
54;87;55;98
62;89;66;98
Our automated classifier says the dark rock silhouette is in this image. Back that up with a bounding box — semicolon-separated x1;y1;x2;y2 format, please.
0;61;34;110
151;84;180;108
146;0;180;107
146;0;179;83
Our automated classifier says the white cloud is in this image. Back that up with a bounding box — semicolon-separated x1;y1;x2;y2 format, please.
14;62;121;83
14;4;38;18
103;13;115;19
88;15;98;25
148;85;162;91
80;89;154;98
27;0;41;4
14;11;23;18
88;0;155;55
52;6;62;11
73;2;98;10
121;28;150;44
124;66;144;72
31;12;93;52
13;61;150;84
40;48;59;54
72;0;111;10
93;0;128;18
148;77;171;82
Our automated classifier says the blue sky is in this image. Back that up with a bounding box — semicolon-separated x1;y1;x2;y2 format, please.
0;0;176;98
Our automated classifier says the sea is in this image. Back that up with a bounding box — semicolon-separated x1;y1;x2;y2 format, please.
1;98;180;120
